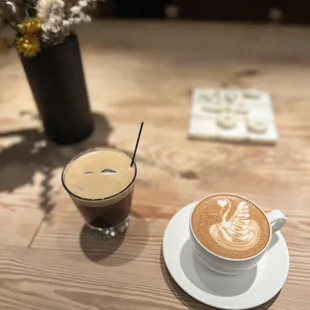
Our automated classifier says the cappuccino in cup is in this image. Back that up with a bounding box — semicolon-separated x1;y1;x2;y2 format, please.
189;193;286;274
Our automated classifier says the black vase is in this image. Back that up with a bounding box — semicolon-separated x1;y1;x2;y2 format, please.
19;33;94;145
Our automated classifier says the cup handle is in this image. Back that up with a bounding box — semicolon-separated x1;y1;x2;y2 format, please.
266;210;287;233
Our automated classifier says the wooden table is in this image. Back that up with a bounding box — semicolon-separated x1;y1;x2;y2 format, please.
0;21;310;309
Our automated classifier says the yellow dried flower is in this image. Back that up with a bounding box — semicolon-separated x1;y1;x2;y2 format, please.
18;18;42;35
16;35;41;57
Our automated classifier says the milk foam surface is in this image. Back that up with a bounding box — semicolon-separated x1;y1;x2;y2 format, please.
191;194;270;259
63;148;136;200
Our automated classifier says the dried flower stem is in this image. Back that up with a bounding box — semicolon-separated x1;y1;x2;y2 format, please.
4;19;17;30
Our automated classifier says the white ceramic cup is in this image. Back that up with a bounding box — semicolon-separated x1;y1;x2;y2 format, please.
189;194;287;275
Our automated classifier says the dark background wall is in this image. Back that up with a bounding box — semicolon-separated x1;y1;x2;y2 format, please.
96;0;310;24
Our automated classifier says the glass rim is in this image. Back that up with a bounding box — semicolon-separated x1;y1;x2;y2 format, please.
61;147;137;202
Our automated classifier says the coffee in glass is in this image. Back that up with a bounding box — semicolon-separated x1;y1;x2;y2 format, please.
62;148;137;237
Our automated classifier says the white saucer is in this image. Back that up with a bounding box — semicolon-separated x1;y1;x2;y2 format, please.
163;202;290;310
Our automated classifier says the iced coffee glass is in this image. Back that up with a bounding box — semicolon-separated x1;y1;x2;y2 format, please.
62;148;137;237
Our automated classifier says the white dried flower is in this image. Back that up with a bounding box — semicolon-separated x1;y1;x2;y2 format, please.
5;1;16;13
37;0;67;45
42;14;62;33
36;0;96;45
63;19;70;27
37;0;64;22
70;5;81;14
78;0;88;8
80;12;91;22
62;19;70;36
84;14;91;22
69;11;91;25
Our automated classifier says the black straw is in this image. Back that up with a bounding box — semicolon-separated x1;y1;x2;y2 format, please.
130;122;144;167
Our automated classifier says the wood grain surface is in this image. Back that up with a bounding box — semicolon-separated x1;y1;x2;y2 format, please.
0;21;310;309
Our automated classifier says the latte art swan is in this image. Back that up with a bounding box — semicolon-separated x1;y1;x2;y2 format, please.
209;199;261;251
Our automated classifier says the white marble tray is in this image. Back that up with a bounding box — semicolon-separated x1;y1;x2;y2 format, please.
189;88;278;144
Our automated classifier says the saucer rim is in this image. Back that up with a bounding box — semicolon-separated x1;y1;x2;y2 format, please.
163;201;290;310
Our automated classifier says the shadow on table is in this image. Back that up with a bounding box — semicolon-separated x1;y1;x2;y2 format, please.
160;248;280;310
79;210;149;266
0;112;113;216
